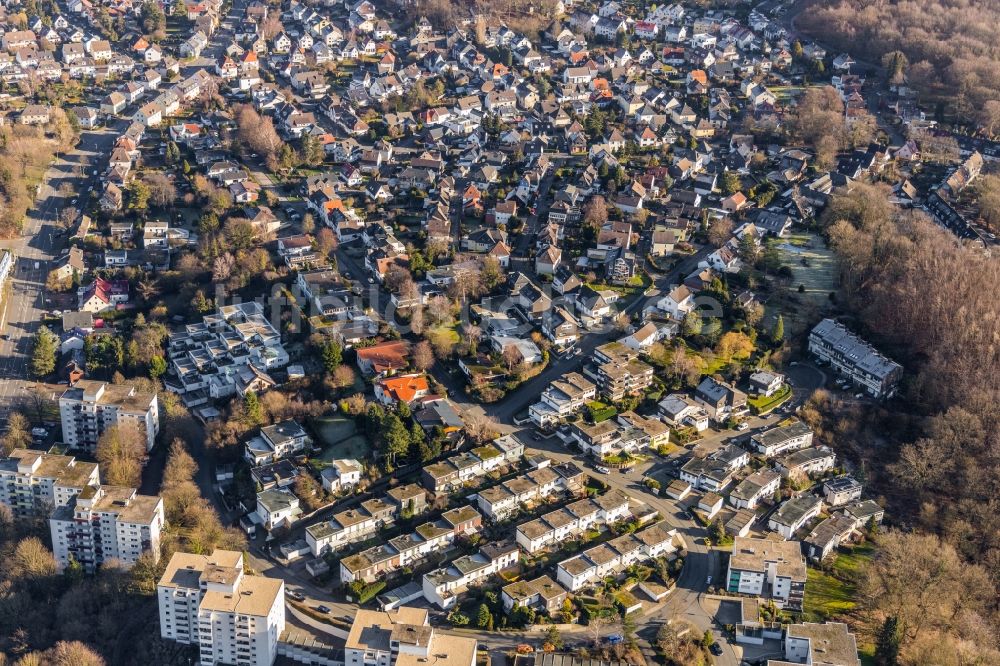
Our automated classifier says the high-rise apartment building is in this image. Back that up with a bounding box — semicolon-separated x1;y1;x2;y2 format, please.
49;484;164;573
0;448;99;517
59;380;160;452
157;549;285;666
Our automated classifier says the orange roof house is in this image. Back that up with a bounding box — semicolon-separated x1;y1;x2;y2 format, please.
374;374;430;405
355;340;411;376
688;69;708;86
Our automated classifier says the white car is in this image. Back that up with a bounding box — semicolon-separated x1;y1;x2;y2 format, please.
594;465;611;474
31;427;47;437
736;422;750;431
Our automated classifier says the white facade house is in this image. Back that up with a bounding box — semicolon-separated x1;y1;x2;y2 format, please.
728;470;780;510
768;495;823;540
556;523;678;591
750;420;813;457
345;607;477;666
321;458;363;493
49;484;164;573
529;372;597;428
422;542;520;609
244;420;312;464
679;444;749;492
256;489;302;531
808;319;902;399
158;549;285;666
515;490;631;553
657;284;695;320
727;537;807;610
59;380;160;453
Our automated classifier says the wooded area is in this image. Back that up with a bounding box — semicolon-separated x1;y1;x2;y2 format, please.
799;0;1000;130
803;183;1000;662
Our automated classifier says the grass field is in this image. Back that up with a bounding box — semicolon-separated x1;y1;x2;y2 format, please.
803;544;874;622
312;415;370;464
767;232;839;337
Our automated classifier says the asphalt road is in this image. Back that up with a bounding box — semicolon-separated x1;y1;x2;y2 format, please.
0;125;120;416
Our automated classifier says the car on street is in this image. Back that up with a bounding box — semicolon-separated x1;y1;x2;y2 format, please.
706;575;712;585
594;465;611;474
285;590;305;601
31;427;47;437
710;642;723;656
736;422;750;431
316;605;331;613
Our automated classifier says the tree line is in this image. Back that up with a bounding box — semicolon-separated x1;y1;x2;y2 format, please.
808;182;1000;662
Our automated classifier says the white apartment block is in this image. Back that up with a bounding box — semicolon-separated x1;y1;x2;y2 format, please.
808;318;902;399
529;372;597;427
166;302;289;406
422;541;520;609
158;549;285;666
750;420;814;457
727;536;806;610
516;490;631;553
345;607;477;666
0;449;99;517
728;470;780;510
769;495;823;540
49;484;164;573
556;522;679;591
781;622;861;666
59;380;159;452
679;444;749;492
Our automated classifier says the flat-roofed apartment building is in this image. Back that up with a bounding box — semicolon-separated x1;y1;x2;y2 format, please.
345;607;477;666
49;484;164;573
808;318;902;399
585;341;654;402
165;301;289;405
727;536;806;610
59;379;159;452
778;622;861;666
157;549;285;666
0;449;99;517
529;372;597;427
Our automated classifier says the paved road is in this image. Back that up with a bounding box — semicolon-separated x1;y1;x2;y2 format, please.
0;126;119;415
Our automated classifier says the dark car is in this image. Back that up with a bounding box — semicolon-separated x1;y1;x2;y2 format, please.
710;642;723;656
316;605;332;614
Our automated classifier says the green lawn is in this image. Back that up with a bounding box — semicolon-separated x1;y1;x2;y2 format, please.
803;545;874;622
748;385;793;414
311;415;371;465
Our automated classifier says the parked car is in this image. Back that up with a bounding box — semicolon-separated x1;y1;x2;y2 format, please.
31;427;47;437
710;642;723;656
594;465;611;474
285;590;305;601
316;605;331;614
736;422;750;431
